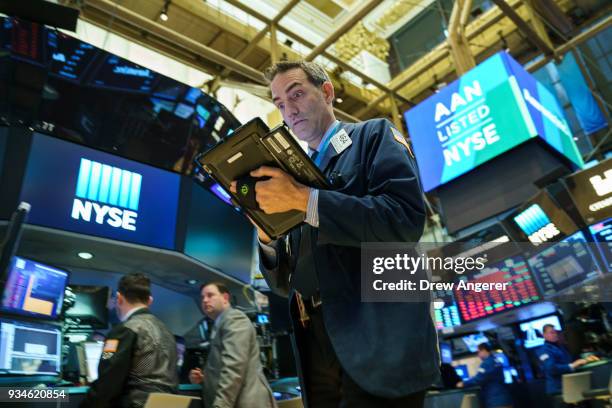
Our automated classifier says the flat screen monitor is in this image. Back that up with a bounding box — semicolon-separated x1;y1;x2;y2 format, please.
1;256;68;319
454;255;541;323
527;231;601;297
454;364;469;380
82;341;103;383
65;286;110;329
440;343;453;364
518;314;562;349
589;218;612;272
432;288;462;330
511;190;578;245
0;318;62;375
183;183;254;284
452;333;488;355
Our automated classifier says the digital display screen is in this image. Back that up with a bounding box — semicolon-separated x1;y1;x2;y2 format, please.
1;16;241;178
454;364;469;380
88;54;157;93
452;333;488;355
518;315;562;349
183;183;254;283
20;133;180;249
511;191;578;245
49;31;99;82
404;51;582;192
440;343;453;364
527;231;601;297
565;151;612;225
0;318;62;375
1;257;68;319
454;256;541;323
589;218;612;271
432;288;462;329
6;18;46;65
66;286;110;329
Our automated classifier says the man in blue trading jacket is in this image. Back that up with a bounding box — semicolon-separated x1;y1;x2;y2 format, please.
457;343;513;408
232;61;440;407
539;324;598;396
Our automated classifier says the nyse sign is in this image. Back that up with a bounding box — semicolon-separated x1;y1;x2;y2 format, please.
405;52;582;192
435;80;501;167
71;159;141;231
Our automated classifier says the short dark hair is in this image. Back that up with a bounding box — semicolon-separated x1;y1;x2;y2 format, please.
118;273;151;304
542;324;555;333
201;281;230;296
264;60;331;87
477;343;492;353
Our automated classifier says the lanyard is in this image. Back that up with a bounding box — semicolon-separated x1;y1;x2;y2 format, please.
313;122;341;167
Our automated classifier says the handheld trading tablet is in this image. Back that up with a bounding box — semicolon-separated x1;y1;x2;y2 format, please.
195;117;330;239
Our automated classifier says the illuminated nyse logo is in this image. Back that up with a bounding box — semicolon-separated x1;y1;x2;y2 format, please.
588;168;612;213
513;204;560;244
590;169;612;197
71;159;141;231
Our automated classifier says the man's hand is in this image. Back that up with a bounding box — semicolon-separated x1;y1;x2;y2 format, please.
189;368;204;384
247;215;273;244
230;166;310;215
228;187;275;244
456;381;464;388
585;355;600;362
570;359;588;369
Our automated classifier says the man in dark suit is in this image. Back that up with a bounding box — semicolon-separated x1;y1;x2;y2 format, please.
231;61;439;407
81;273;178;408
189;282;276;408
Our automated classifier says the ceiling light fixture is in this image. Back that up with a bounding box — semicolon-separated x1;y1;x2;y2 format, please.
186;279;198;285
77;252;94;260
160;0;171;22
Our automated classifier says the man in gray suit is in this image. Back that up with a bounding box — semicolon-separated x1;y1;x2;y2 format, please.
189;282;277;408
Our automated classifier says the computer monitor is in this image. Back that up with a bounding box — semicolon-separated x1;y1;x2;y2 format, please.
80;341;103;383
451;333;488;355
527;231;601;297
518;314;562;349
453;364;469;380
65;286;110;329
454;255;541;323
0;318;62;375
1;256;69;319
440;343;453;364
589;218;612;272
432;288;462;330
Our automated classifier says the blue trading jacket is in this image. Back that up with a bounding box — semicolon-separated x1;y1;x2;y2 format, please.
463;355;513;408
259;119;440;402
539;340;574;394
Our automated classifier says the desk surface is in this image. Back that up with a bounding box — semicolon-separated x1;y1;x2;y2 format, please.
580;359;610;370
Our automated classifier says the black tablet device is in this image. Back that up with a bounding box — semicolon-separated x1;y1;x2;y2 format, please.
196;118;330;239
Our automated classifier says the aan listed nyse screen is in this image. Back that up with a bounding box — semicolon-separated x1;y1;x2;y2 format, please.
1;257;68;319
454;255;541;322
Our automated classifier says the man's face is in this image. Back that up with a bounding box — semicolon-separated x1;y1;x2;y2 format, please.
114;291;127;320
270;68;334;147
201;285;228;319
543;327;559;342
477;349;490;360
